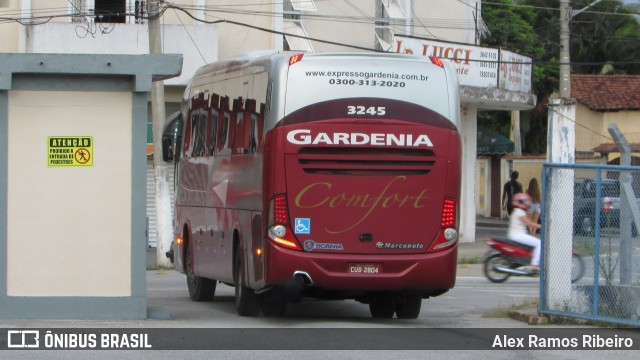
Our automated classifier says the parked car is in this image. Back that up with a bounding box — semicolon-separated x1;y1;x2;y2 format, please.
573;178;637;236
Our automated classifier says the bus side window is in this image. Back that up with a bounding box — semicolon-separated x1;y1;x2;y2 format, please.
183;113;193;157
233;97;252;155
248;100;263;154
161;111;182;162
207;94;219;156
208;110;218;156
229;97;244;154
190;111;207;157
217;96;230;153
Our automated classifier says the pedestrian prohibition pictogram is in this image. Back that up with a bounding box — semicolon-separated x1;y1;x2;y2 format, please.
74;148;91;164
48;136;94;167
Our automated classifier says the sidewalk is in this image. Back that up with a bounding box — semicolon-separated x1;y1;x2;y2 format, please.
467;216;547;325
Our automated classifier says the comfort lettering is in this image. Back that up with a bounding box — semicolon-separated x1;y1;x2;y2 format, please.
294;176;429;234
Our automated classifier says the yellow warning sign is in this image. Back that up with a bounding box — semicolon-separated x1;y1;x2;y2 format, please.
48;136;93;167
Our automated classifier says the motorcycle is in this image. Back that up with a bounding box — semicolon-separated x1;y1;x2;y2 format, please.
482;237;585;283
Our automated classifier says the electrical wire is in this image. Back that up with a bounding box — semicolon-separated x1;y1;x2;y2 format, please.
2;2;640;67
172;8;208;65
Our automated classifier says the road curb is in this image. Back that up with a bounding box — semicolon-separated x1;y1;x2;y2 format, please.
508;306;550;325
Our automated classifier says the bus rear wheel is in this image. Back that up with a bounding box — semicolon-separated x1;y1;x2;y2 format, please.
369;293;395;319
262;288;287;317
395;294;422;319
185;242;216;302
234;248;261;316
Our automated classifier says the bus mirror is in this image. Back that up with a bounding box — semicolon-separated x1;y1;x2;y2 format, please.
162;112;182;162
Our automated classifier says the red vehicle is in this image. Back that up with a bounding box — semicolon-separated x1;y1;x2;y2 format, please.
163;51;461;318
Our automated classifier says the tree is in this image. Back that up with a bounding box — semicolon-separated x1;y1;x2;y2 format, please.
480;0;555;154
480;0;640;154
569;0;640;74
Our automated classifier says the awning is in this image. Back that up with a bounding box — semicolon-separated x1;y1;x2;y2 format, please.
477;128;514;155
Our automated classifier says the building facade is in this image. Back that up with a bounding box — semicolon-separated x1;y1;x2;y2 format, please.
1;1;536;243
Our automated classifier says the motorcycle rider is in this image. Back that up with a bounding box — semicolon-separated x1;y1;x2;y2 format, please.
508;193;542;274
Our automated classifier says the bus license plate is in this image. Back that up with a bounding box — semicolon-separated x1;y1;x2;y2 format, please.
348;263;381;274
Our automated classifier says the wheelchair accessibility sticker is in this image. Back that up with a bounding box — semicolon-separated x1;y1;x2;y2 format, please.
294;218;311;234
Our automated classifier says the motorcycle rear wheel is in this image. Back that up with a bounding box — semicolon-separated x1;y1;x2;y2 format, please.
483;253;512;283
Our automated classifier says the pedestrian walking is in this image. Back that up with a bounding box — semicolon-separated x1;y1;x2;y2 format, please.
526;178;541;235
501;171;523;216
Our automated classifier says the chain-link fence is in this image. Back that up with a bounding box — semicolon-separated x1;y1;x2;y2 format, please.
540;163;640;326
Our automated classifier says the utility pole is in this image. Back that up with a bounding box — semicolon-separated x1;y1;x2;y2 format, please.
148;0;173;268
559;0;571;98
547;0;603;302
559;0;603;98
546;0;577;300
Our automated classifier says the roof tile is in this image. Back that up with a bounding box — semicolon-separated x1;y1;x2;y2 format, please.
572;74;640;111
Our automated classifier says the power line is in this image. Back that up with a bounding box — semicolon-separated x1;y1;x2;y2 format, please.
3;2;639;67
165;4;383;52
172;8;207;65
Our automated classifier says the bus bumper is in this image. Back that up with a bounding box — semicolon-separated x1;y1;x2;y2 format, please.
264;243;457;292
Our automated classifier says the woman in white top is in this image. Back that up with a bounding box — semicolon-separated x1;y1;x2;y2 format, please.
508;193;542;273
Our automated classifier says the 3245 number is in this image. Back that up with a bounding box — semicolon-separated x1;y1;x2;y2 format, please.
347;106;386;116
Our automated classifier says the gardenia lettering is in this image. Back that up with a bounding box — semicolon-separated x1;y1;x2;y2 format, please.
287;129;434;147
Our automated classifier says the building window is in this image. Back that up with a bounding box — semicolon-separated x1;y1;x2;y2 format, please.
283;20;314;52
289;0;317;12
381;0;406;19
94;0;127;23
375;26;394;52
69;0;87;23
283;0;315;52
375;0;407;52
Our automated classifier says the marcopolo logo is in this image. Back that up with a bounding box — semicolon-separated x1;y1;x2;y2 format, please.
286;129;434;147
376;242;424;250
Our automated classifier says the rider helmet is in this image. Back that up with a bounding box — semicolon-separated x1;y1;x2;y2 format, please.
512;193;532;211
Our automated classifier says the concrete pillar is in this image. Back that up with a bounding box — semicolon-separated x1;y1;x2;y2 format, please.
510;110;522;156
459;103;477;243
546;97;575;307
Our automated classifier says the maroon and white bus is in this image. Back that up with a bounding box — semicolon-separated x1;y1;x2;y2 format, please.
163;51;461;318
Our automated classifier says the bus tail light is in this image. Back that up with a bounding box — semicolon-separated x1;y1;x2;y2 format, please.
289;53;304;66
267;194;301;251
429;56;444;68
429;198;458;253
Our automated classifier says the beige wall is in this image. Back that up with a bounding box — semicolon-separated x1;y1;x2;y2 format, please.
412;0;476;43
307;0;376;52
603;110;640;143
576;103;640;153
205;0;275;60
7;90;132;296
0;0;19;52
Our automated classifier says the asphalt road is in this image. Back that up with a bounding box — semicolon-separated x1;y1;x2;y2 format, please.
4;225;639;358
3;267;639;359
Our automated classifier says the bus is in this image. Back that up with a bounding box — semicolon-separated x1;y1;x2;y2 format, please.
163;51;461;319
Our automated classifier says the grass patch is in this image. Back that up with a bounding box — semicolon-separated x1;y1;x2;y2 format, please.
482;298;539;318
458;256;482;265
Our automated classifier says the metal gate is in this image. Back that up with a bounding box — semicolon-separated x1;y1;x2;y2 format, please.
540;163;640;327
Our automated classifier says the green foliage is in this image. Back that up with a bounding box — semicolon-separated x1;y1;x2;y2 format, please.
570;0;640;74
478;0;640;154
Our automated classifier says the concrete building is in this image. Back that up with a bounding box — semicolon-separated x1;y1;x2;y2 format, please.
572;74;640;164
0;0;536;244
